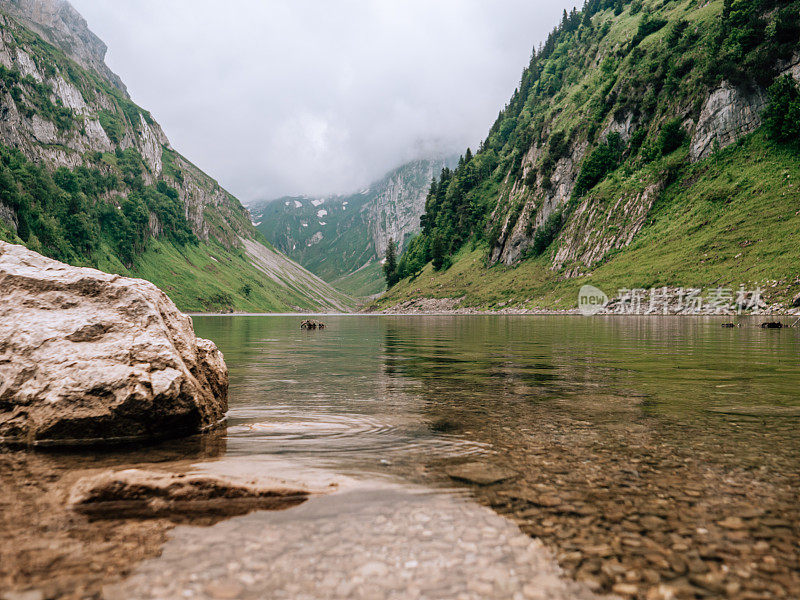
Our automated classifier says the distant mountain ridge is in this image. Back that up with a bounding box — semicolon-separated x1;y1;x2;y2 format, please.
250;156;456;297
0;0;352;312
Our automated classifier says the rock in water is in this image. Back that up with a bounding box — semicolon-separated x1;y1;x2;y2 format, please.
68;469;311;521
0;242;228;446
445;462;517;486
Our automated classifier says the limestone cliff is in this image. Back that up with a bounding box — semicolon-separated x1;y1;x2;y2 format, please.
488;56;798;277
0;11;252;246
368;159;455;259
0;0;126;93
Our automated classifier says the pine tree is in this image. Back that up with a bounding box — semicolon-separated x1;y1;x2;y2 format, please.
764;75;800;145
431;234;446;271
383;238;398;287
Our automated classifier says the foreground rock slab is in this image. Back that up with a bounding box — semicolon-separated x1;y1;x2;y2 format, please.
0;242;228;446
69;469;315;521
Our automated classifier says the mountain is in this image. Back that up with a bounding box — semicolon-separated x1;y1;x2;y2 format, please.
376;0;800;312
250;157;455;297
0;0;352;313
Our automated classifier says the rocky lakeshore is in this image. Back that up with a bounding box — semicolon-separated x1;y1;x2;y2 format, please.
0;437;221;600
0;438;333;599
368;285;800;317
105;487;609;600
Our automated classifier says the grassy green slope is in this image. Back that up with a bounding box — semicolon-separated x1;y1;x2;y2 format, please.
0;220;349;312
332;261;387;298
374;132;800;311
125;240;350;313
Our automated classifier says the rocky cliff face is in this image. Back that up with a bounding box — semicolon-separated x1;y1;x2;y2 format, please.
0;0;126;93
690;55;800;162
0;1;349;311
0;12;154;164
490;63;798;277
552;180;663;277
490;139;588;266
689;83;767;162
367;159;452;259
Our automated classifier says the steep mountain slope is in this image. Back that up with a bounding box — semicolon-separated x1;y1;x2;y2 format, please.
377;0;800;312
0;0;352;312
251;157;455;297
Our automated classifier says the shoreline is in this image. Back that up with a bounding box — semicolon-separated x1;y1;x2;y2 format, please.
368;308;800;318
186;308;800;320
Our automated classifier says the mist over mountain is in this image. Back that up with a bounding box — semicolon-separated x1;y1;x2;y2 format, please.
68;0;580;201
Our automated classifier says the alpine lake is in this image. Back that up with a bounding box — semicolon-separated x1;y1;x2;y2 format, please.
2;315;798;600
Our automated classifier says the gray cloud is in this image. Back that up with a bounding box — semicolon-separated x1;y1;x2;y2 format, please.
69;0;577;203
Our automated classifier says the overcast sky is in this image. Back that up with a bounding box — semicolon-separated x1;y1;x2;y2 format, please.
70;1;577;204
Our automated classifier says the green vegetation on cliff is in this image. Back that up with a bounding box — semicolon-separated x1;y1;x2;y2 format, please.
375;132;800;310
251;158;455;299
0;143;351;312
254;194;375;285
0;145;194;266
380;0;800;310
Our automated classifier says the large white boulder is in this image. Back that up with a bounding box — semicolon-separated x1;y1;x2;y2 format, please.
0;241;228;446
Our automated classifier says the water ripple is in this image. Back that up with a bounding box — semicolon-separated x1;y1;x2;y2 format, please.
225;409;489;461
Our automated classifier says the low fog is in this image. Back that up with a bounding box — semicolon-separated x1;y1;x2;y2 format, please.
71;0;577;203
